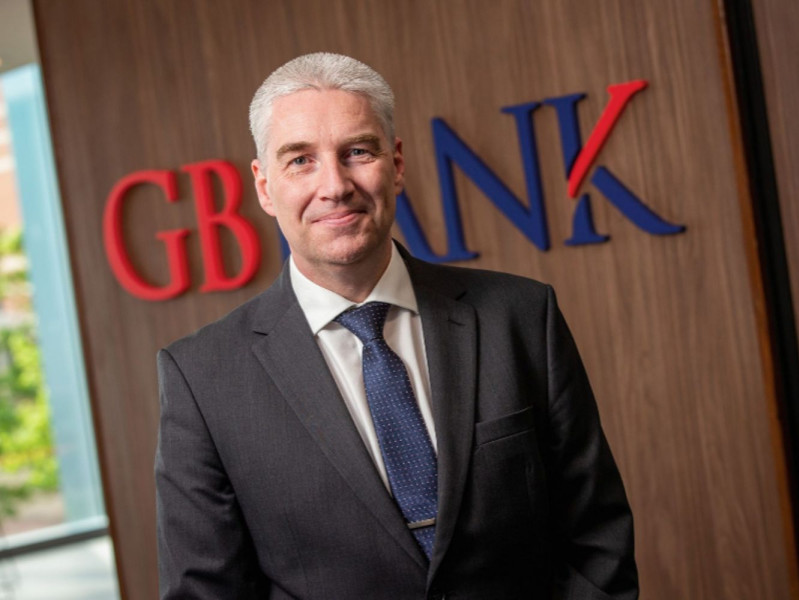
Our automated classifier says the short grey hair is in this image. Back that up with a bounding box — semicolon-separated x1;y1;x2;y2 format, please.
249;52;395;161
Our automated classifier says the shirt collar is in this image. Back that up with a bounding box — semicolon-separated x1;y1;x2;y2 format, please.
290;242;418;335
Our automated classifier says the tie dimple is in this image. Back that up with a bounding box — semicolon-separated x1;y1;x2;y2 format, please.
335;301;438;559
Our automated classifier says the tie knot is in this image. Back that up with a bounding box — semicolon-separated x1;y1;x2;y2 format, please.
334;301;391;344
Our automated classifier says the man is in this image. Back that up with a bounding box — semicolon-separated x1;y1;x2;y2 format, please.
156;52;637;599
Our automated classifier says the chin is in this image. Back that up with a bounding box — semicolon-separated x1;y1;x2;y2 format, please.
321;234;388;266
323;246;374;266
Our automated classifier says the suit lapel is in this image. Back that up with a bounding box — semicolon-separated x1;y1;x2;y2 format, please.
405;254;478;581
250;266;427;570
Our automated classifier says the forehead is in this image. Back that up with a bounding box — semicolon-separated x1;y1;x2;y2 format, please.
266;89;384;154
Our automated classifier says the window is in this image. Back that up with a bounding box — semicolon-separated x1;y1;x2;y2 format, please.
0;38;119;600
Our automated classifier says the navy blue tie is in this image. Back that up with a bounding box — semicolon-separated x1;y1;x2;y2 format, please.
335;302;438;559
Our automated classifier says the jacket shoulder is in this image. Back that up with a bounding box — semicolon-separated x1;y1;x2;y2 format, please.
407;255;552;308
160;290;271;368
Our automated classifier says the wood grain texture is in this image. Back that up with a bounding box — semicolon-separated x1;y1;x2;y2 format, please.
31;0;795;598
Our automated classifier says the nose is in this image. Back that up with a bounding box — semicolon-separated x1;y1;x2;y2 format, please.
317;158;354;201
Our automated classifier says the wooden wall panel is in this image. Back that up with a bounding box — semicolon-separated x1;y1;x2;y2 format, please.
32;0;796;598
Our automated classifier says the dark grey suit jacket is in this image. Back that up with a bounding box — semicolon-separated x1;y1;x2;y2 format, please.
155;247;638;599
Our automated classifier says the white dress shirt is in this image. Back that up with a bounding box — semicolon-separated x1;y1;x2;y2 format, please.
289;243;436;491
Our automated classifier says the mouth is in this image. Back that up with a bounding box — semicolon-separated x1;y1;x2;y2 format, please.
313;210;366;227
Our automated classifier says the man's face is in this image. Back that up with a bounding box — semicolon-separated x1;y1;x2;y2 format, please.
251;89;404;280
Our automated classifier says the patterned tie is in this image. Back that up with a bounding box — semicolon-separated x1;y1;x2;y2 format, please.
335;301;438;559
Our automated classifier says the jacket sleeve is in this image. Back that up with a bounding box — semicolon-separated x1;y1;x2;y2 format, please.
543;285;639;600
155;348;270;599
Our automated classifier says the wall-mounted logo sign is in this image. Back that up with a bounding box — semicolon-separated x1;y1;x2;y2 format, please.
397;79;684;263
104;79;685;301
103;160;260;301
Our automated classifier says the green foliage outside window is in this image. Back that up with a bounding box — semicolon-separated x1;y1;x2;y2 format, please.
0;228;58;518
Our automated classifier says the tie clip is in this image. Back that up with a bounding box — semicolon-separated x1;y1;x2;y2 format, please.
407;518;436;530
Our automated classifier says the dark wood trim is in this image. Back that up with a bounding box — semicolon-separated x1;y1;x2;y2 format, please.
721;0;799;570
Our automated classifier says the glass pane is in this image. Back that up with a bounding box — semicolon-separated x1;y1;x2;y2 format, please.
0;64;108;540
0;55;120;600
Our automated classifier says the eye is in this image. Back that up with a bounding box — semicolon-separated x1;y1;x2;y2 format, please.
347;147;375;160
290;156;308;166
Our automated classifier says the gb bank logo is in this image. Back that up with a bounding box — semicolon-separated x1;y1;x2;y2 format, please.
395;79;685;263
103;79;685;300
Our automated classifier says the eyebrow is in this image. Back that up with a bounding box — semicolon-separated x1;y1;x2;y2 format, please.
344;134;383;151
275;142;312;161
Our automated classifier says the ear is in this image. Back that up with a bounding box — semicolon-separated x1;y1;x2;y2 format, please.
251;159;275;216
392;138;405;195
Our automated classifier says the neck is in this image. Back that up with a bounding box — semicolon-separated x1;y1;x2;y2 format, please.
293;242;392;303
